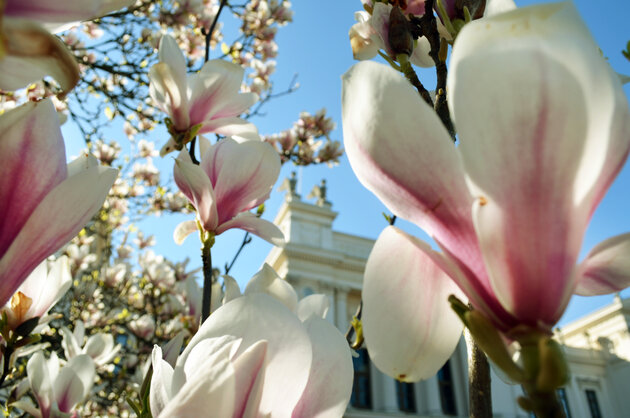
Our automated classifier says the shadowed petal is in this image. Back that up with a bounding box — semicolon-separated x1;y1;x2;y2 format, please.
291;316;353;418
0;19;79;94
363;226;464;381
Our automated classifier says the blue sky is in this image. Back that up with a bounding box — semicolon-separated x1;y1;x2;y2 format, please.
64;0;630;328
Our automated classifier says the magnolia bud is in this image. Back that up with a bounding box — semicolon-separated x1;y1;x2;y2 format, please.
388;6;413;56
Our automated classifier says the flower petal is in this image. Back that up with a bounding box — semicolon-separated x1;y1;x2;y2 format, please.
232;340;267;418
0;100;66;259
341;61;488;296
449;2;629;326
244;264;298;313
179;294;312;417
575;233;630;296
0;19;79;95
291;316;353;418
0;162;117;306
150;346;175;418
362;226;464;381
173;220;198;245
53;354;95;413
203;139;280;224
173;151;218;232
297;294;330;321
215;212;284;246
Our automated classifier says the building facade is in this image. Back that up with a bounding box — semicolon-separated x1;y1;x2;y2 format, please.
264;181;630;417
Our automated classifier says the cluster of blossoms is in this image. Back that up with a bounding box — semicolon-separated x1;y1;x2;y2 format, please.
263;109;343;166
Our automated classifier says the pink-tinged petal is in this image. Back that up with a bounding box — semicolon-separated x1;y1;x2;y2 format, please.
4;0;131;22
27;352;53;414
173;151;218;231
454;3;630;220
575;233;630;296
297;294;329;322
150;347;175;418
231;340;267;418
157;36;188;107
244;264;298;313
54;355;95;413
341;61;489;290
173;220;198;245
204;139;280;223
292;316;353;418
189;71;257;124
159;340;236;418
363;227;464;381
0;163;117;306
216;212;284;246
180;294;312;417
199;60;246;99
0;100;66;258
449;3;616;327
149;63;190;130
0;19;79;94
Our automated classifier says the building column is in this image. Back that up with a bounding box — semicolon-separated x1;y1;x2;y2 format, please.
421;376;442;415
335;287;349;331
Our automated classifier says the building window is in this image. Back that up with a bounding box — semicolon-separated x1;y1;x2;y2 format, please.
557;388;572;418
396;381;417;413
585;389;602;418
350;349;372;409
437;360;457;415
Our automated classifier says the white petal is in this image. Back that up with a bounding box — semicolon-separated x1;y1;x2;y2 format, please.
363;227;464;381
575;233;630;296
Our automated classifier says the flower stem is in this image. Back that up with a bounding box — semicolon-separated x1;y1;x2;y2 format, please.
200;237;213;322
465;329;492;418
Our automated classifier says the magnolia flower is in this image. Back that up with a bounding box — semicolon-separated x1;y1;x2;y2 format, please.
3;256;71;331
0;99;117;307
0;0;133;95
173;136;284;246
342;2;630;380
60;321;121;368
150;264;353;417
149;35;260;156
13;352;95;418
129;314;157;340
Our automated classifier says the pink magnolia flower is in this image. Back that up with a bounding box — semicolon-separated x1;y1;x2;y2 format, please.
173;136;284;246
0;0;133;95
149;35;260;156
0;99;118;307
150;264;353;417
342;2;630;380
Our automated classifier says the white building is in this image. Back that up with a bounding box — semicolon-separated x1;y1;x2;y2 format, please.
265;178;630;418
